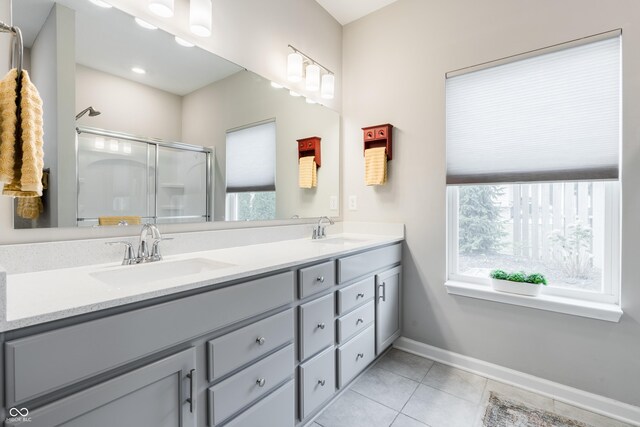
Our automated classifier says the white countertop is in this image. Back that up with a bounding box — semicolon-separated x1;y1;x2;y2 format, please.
0;232;403;332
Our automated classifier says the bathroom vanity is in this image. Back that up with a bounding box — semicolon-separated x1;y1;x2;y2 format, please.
0;236;402;426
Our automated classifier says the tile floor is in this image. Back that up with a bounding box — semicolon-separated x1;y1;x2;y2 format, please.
311;349;633;427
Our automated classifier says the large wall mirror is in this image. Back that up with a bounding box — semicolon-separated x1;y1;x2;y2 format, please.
13;0;340;229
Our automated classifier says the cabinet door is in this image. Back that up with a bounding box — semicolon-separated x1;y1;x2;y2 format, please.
375;266;402;354
23;348;197;427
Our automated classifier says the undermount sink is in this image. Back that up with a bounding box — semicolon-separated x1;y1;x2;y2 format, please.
90;258;236;286
314;236;368;245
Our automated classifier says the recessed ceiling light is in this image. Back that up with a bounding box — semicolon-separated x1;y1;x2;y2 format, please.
89;0;112;8
174;36;195;47
135;17;157;30
270;82;283;89
132;67;146;74
289;90;301;97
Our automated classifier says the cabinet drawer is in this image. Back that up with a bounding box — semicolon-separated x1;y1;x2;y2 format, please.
337;301;374;344
337;277;374;315
337;244;401;283
337;325;375;388
299;260;335;299
5;271;294;406
225;380;295;427
208;344;294;426
299;293;335;361
299;345;336;419
207;309;294;382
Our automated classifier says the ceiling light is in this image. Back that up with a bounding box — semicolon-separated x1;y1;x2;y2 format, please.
190;0;212;37
270;82;283;89
305;63;320;92
132;67;146;74
289;90;301;97
135;17;157;30
175;36;195;47
89;0;112;8
321;73;335;99
148;0;174;18
305;98;316;104
287;52;303;82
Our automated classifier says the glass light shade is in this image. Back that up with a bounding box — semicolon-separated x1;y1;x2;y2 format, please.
287;53;303;82
305;64;320;92
175;36;195;47
148;0;174;18
135;17;157;30
190;0;212;37
321;73;335;99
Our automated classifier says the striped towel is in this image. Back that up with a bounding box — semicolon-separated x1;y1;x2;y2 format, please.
299;156;317;188
365;147;387;185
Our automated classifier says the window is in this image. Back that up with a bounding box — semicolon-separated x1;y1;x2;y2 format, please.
225;120;276;221
445;31;621;308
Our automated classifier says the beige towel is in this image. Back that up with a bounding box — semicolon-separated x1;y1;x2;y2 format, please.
15;170;48;220
98;216;142;226
0;69;45;197
365;147;387;185
299;156;317;188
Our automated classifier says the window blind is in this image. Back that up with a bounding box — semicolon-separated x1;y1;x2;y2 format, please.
446;33;621;185
226;120;276;192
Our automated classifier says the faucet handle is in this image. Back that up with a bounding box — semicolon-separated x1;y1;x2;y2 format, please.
150;237;173;261
106;241;136;265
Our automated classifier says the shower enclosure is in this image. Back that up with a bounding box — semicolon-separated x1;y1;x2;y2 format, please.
76;127;213;227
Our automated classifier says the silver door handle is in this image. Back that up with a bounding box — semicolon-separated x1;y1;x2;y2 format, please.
357;293;365;298
256;378;266;387
356;353;364;360
318;379;326;386
317;322;326;330
316;276;325;283
356;318;364;325
378;282;386;302
256;336;266;345
186;369;195;413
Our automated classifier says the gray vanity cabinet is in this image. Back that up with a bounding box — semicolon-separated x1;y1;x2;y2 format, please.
22;347;196;427
375;266;402;354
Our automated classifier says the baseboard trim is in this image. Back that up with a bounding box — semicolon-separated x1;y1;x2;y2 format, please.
394;337;640;426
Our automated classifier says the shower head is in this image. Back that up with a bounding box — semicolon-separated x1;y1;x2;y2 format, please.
75;106;101;120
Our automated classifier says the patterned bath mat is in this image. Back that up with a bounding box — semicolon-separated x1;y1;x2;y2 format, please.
483;392;594;427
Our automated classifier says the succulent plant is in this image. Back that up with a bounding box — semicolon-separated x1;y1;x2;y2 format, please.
490;269;509;280
489;270;547;285
526;273;548;285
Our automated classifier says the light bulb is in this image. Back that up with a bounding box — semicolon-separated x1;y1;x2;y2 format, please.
287;52;303;82
148;0;174;18
190;0;212;37
321;73;335;99
305;64;320;92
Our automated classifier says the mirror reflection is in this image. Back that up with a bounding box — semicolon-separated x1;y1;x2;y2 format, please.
13;0;340;229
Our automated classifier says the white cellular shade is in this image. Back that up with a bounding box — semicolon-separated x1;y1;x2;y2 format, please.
226;121;276;193
446;34;621;185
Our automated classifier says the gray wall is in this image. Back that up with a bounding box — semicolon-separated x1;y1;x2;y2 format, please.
342;0;640;406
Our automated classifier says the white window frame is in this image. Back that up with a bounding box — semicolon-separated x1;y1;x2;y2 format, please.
446;182;621;307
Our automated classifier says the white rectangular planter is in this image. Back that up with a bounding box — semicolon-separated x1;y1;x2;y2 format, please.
491;279;542;296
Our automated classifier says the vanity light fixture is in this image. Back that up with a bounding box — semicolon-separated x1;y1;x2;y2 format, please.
289;90;301;97
287;45;335;99
305;63;320;92
321;73;335;99
270;81;284;89
287;52;303;82
132;67;146;74
89;0;112;8
190;0;212;37
148;0;174;18
135;17;157;30
175;36;195;47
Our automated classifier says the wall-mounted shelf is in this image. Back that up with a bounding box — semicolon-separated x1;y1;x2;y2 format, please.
297;136;321;167
362;124;393;160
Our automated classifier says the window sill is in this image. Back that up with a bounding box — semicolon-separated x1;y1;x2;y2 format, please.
445;280;623;322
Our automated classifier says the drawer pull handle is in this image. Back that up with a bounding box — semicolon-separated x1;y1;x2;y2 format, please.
256;336;266;345
256;378;266;387
356;318;364;325
186;369;195;413
317;276;325;283
357;353;364;360
378;282;386;302
318;379;326;386
317;322;326;330
357;293;365;298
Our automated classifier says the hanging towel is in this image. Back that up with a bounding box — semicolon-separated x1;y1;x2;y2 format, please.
365;146;387;185
15;170;48;220
299;156;317;189
0;68;45;197
98;216;142;226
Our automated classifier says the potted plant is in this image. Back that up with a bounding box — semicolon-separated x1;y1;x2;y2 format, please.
490;269;547;296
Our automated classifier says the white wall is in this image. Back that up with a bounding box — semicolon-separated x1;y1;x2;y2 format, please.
182;70;340;221
76;65;183;141
342;0;640;407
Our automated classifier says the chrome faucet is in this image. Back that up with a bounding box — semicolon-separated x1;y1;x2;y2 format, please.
312;216;335;239
107;224;172;265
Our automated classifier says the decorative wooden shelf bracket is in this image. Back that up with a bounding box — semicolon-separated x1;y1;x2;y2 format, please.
362;124;393;160
297;136;321;167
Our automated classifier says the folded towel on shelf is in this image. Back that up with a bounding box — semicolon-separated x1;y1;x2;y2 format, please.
299;155;317;189
0;68;45;197
98;216;142;226
364;146;387;185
